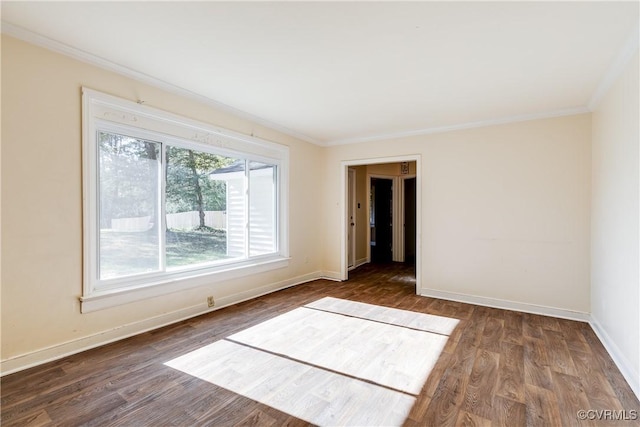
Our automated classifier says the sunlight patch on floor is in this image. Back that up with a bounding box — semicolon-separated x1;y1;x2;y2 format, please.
307;296;459;335
165;298;459;426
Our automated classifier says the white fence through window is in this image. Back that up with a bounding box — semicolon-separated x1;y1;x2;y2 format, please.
166;211;226;230
110;211;227;232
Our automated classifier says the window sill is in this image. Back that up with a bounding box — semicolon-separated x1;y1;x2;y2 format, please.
80;257;290;313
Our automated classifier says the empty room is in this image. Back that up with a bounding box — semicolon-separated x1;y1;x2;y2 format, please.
1;2;639;426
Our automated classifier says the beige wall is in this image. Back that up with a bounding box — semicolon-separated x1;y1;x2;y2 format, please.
1;36;324;369
591;51;639;396
324;114;592;314
0;34;607;380
367;162;400;176
367;161;417;177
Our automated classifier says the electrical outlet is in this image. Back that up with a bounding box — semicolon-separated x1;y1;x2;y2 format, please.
207;296;215;307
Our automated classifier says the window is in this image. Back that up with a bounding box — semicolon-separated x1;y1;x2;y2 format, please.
82;89;289;312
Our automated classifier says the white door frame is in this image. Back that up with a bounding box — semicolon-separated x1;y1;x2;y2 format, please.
348;168;357;270
340;155;421;295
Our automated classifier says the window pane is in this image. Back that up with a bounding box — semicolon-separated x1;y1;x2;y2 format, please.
98;132;161;279
249;162;277;256
165;147;243;268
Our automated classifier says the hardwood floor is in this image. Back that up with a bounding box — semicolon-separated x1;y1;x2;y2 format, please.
2;263;639;426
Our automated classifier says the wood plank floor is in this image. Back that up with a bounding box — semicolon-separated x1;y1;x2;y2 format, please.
2;263;639;426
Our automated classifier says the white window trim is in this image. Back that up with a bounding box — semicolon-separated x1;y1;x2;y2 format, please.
81;88;289;313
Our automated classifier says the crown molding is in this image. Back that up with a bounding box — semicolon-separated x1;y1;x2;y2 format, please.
3;18;634;148
1;21;322;146
588;21;640;111
325;106;591;146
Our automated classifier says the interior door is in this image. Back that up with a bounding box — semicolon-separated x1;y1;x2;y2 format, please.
371;178;393;263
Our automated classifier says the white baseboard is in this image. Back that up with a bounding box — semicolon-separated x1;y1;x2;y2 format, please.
1;271;324;376
7;273;637;405
321;270;344;281
1;303;206;376
348;258;369;271
214;271;324;308
590;316;640;400
355;258;369;268
420;287;590;322
420;287;640;400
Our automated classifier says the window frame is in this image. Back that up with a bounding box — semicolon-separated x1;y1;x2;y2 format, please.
81;88;289;313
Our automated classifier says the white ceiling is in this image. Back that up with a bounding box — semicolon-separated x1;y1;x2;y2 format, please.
2;1;638;145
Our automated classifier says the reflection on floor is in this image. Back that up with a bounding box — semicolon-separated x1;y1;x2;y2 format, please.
166;297;458;426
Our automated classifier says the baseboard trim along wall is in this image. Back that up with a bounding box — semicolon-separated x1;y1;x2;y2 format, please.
421;286;640;400
348;259;368;271
321;270;344;281
590;317;640;400
4;274;636;404
355;258;369;269
0;271;325;376
420;287;591;322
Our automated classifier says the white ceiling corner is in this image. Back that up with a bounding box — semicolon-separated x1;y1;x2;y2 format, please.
588;20;640;111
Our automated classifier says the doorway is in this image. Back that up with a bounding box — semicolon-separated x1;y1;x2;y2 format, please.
370;177;393;263
340;156;421;294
